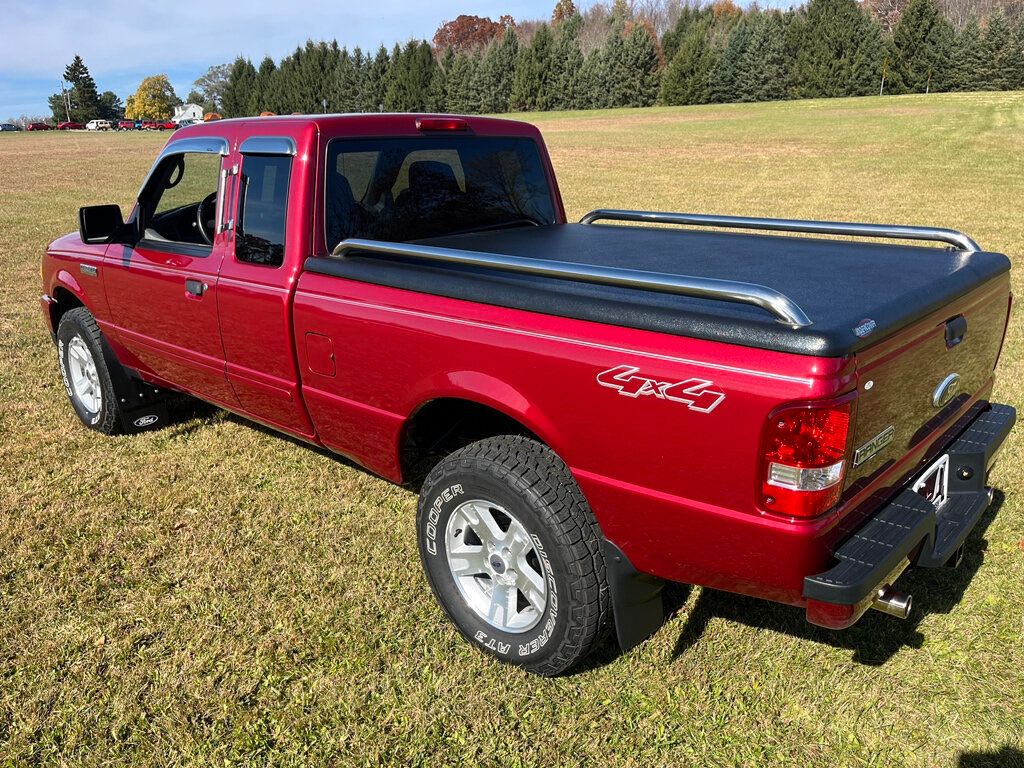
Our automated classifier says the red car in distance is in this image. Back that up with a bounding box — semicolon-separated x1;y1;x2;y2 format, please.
57;122;85;130
117;120;135;131
26;122;53;131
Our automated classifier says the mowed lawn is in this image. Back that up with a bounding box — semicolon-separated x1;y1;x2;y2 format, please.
2;93;1023;767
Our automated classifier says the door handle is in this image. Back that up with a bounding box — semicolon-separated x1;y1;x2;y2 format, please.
185;278;208;297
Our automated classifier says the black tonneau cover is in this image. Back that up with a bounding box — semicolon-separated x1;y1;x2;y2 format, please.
304;223;1010;357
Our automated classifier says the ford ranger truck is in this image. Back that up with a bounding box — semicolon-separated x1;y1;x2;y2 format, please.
41;114;1014;676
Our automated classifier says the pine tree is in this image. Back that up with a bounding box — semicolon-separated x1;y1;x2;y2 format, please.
952;18;986;91
384;41;437;111
602;18;633;107
511;24;556;111
794;0;884;98
577;48;608;109
249;57;276;114
738;12;789;102
659;23;718;105
445;52;478;112
623;23;662;106
222;57;257;117
364;46;391;112
713;15;754;102
549;12;585;110
1013;17;1024;90
888;0;953;93
985;12;1015;90
50;55;102;122
662;6;712;62
332;49;361;112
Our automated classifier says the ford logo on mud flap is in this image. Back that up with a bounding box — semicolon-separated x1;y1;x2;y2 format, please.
932;373;961;409
133;414;159;427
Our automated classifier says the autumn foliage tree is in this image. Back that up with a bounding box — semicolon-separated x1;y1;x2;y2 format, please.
124;75;181;120
433;14;514;53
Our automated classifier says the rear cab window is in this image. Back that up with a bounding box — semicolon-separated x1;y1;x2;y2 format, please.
236;154;292;267
324;136;557;252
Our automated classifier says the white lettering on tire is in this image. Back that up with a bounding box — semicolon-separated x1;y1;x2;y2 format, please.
425;483;463;555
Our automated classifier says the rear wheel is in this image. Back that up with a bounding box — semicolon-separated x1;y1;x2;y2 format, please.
56;307;123;434
417;435;610;676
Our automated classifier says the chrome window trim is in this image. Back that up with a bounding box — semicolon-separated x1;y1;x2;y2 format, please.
239;136;297;156
136;136;230;199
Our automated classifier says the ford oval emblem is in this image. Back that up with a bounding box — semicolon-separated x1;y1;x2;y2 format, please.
133;414;159;427
932;373;961;408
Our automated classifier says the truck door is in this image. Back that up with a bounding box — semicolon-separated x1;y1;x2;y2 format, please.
103;136;238;407
216;134;316;439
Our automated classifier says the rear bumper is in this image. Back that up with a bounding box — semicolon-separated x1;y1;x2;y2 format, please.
804;402;1015;629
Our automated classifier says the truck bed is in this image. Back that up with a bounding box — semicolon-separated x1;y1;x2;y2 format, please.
305;223;1010;357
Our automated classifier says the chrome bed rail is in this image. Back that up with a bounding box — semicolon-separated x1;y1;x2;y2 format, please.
580;209;981;253
332;238;813;328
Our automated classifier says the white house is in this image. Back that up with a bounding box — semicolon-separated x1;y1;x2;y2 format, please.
173;103;204;123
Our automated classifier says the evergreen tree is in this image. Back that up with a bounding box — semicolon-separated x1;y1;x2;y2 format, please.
738;12;789;102
332;48;361;112
888;0;953;93
662;6;712;62
364;46;391;112
222;57;257;117
713;15;755;102
251;57;277;114
623;23;662;106
97;91;125;120
49;55;102;122
445;52;478;112
549;12;585;110
384;41;437;111
794;0;884;98
602;18;633;107
951;18;986;91
659;23;718;105
475;29;519;113
577;48;608;109
985;12;1015;90
511;24;556;110
1013;17;1024;90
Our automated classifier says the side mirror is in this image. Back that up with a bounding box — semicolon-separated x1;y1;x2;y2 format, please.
79;204;124;244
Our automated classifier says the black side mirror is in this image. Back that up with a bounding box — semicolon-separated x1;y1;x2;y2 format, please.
79;204;124;244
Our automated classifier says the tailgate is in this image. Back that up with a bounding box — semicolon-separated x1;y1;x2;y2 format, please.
846;275;1011;488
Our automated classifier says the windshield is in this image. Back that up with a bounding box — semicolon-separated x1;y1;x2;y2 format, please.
324;136;556;251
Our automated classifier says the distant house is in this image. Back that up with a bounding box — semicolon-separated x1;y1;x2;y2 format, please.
173;103;204;123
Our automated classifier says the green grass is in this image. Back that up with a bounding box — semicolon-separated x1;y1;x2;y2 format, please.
2;94;1023;766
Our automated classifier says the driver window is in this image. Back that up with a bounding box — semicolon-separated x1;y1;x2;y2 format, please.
143;152;221;248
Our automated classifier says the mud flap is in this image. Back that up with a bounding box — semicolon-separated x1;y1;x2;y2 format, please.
97;334;170;434
601;539;665;652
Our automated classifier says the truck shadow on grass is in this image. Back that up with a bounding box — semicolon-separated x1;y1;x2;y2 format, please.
669;491;1006;667
958;746;1024;768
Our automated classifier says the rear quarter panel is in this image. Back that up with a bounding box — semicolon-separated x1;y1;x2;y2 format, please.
293;275;858;603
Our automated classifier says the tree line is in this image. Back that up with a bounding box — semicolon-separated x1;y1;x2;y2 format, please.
215;0;1024;118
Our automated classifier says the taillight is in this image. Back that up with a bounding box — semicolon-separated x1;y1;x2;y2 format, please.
416;117;469;131
761;398;854;519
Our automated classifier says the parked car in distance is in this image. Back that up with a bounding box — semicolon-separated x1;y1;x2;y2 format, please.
85;119;112;131
139;120;159;130
176;118;201;127
26;122;53;131
44;114;1015;676
158;120;177;130
0;123;22;132
57;121;85;130
117;120;135;131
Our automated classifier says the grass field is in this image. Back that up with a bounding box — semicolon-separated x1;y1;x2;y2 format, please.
2;93;1023;767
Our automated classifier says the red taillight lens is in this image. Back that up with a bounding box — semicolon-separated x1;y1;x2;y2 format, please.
761;399;854;519
415;117;469;131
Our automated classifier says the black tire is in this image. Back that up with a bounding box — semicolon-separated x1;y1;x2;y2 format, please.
56;307;123;435
417;435;610;676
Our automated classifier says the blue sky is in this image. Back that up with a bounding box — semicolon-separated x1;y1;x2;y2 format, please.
0;0;571;119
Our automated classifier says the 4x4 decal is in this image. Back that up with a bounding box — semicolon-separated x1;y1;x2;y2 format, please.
597;365;725;413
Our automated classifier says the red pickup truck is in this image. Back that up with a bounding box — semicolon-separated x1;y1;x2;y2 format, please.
41;114;1014;675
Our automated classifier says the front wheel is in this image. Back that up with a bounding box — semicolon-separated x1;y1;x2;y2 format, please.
417;435;610;676
56;307;124;434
